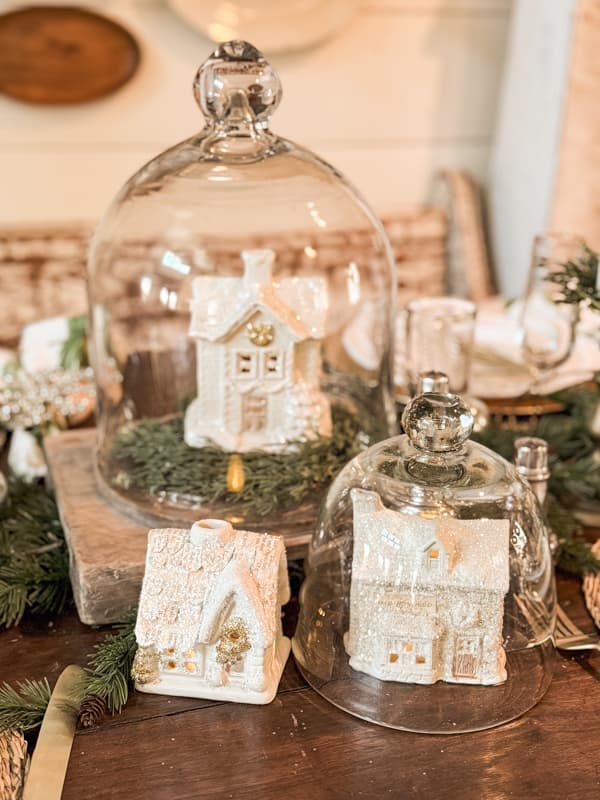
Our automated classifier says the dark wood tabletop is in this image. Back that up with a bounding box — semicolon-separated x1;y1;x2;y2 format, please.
1;571;599;800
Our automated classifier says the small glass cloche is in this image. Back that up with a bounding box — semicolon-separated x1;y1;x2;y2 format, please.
292;391;556;733
87;41;396;541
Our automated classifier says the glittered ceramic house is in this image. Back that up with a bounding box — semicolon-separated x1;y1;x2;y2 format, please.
346;489;510;686
133;518;291;704
184;248;331;452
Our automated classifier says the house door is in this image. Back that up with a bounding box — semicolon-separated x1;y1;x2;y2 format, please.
241;393;267;432
453;635;481;679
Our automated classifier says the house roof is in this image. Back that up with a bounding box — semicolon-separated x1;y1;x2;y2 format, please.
188;275;328;342
135;524;288;653
351;489;510;593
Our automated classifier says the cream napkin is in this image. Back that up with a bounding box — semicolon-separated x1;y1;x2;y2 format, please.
342;297;600;398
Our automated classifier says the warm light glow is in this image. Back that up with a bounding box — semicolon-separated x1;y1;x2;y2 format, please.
226;454;245;493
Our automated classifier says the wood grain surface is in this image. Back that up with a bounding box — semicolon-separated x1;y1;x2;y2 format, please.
0;6;140;105
1;572;599;800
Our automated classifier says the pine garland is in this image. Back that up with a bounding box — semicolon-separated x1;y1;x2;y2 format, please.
546;244;600;312
110;406;363;516
59;314;89;371
0;680;51;734
0;482;69;628
77;612;137;714
0;615;138;733
473;385;600;575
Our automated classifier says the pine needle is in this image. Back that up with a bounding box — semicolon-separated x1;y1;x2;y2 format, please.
78;612;138;714
59;315;89;371
0;679;51;733
110;406;362;516
0;481;70;628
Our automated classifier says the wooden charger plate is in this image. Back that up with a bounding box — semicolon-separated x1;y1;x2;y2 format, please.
0;5;140;104
482;394;567;416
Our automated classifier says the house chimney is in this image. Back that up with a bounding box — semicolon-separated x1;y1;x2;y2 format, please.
242;249;274;287
190;518;234;546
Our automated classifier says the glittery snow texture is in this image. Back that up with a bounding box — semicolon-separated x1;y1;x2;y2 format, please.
346;489;510;686
134;519;291;703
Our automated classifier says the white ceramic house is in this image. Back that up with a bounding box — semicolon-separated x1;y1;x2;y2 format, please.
346;489;510;686
134;518;291;704
184;248;331;452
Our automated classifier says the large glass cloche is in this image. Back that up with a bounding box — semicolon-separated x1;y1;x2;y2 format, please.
292;391;556;733
87;41;396;542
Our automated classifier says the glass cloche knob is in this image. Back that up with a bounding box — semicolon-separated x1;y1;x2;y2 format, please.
402;392;474;452
416;370;450;394
193;40;282;126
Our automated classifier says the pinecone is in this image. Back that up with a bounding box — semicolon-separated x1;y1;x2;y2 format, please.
78;695;106;728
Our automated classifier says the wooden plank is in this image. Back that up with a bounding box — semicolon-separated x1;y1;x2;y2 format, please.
44;429;311;625
44;429;148;625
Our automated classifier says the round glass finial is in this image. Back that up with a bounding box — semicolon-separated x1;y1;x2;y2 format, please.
193;39;282;125
402;392;474;452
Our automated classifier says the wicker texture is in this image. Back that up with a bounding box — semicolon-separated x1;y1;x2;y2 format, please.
0;208;448;346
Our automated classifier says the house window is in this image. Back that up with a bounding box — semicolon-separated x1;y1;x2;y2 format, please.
236;352;257;379
241;393;267;432
386;638;430;669
262;351;283;379
427;547;441;571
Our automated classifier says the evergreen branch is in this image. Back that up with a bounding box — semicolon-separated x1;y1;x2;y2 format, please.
0;679;51;733
60;315;89;371
0;481;70;628
78;612;138;714
110;406;362;516
545;244;600;312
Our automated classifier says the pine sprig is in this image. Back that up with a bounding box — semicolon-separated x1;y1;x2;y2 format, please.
60;314;89;371
546;244;600;311
78;612;137;714
474;386;600;575
110;406;362;516
0;679;51;733
0;481;70;628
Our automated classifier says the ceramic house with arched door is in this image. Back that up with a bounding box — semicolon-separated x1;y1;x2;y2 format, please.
133;519;291;704
184;248;331;452
345;489;510;686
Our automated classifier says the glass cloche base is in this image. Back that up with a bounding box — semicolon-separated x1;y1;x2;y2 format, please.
292;595;555;734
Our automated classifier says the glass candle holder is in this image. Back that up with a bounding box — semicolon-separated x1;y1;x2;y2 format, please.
405;297;476;395
519;233;581;393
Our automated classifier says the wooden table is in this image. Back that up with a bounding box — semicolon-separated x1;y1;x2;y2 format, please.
1;572;599;800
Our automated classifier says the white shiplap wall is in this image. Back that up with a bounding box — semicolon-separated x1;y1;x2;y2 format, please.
0;0;512;223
